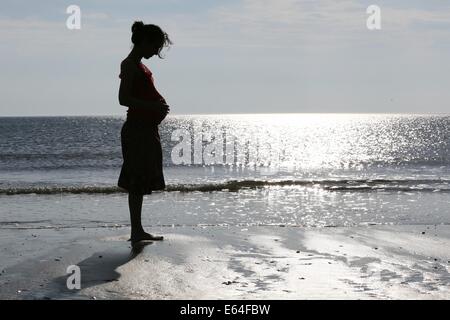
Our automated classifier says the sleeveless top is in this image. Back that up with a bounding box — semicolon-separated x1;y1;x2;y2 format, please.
119;60;166;123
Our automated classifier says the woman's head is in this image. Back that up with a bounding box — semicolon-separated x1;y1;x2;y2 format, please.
131;21;172;59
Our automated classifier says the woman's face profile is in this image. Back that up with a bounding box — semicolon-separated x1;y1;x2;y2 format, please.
141;39;160;59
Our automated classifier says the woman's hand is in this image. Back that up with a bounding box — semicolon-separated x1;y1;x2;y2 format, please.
159;102;170;116
154;101;170;117
151;101;170;124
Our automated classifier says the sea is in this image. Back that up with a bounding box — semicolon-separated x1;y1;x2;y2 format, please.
1;114;449;230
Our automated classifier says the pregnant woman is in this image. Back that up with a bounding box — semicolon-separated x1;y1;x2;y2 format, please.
118;21;172;244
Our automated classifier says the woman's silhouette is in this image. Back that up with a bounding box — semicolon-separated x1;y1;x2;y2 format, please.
117;21;172;244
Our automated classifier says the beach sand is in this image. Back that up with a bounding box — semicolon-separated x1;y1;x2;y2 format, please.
1;224;449;299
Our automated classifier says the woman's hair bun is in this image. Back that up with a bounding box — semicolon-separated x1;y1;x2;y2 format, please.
130;21;173;58
131;21;144;34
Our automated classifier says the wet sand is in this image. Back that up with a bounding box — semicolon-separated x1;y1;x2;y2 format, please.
0;224;449;299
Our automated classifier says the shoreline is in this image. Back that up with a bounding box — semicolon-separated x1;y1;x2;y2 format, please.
1;224;449;299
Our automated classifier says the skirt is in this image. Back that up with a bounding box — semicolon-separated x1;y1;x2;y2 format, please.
117;118;166;195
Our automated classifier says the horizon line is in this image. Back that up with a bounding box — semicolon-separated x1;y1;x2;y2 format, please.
1;112;450;118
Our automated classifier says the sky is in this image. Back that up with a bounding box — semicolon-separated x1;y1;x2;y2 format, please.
0;0;449;116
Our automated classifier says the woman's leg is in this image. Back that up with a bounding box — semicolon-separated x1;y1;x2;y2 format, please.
128;192;144;237
128;192;164;242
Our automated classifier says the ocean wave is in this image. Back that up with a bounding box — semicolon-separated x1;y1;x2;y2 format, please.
0;179;449;195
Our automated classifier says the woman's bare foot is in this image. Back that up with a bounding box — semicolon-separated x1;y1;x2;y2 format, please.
128;231;164;244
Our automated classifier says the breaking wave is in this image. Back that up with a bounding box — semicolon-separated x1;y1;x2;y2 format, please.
1;179;449;195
